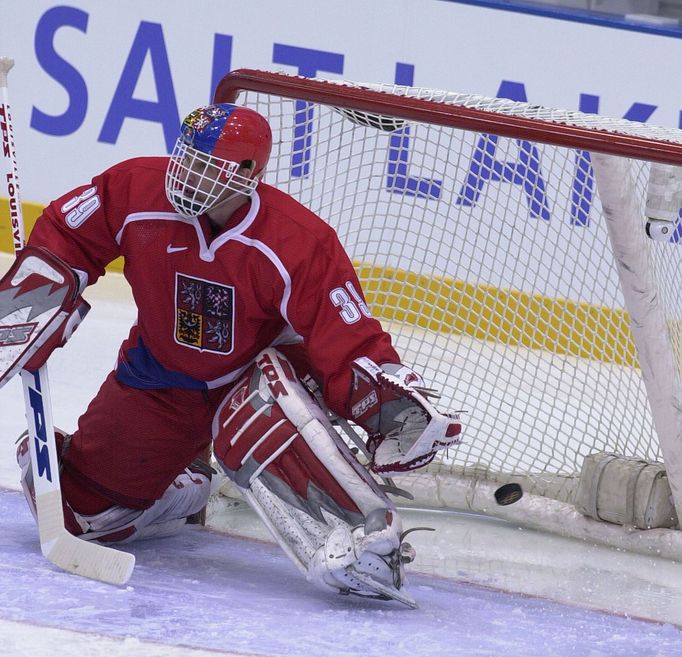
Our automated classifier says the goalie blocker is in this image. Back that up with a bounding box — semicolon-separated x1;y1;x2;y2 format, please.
0;246;90;387
212;348;460;606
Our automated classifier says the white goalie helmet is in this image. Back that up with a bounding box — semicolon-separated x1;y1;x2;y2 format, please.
165;103;273;218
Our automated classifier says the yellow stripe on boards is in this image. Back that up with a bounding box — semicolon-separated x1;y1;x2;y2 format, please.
355;263;638;368
0;198;42;251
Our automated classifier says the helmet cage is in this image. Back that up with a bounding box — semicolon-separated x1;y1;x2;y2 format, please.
165;137;259;218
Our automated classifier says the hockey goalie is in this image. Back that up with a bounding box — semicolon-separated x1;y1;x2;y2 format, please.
1;102;461;605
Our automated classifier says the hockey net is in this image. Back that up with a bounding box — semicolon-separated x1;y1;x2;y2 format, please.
214;69;682;554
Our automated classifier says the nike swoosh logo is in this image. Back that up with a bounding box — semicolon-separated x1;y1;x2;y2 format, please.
166;245;188;254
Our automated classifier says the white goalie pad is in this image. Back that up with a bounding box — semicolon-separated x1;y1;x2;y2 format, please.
212;348;416;606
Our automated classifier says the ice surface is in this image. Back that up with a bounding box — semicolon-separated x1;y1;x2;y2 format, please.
3;254;682;656
2;490;682;657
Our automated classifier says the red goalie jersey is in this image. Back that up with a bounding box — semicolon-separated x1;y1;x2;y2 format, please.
28;156;400;416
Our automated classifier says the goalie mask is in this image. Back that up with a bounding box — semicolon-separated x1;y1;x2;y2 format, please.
165;104;273;218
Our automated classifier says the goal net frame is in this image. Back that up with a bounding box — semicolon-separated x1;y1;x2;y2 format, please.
213;68;682;558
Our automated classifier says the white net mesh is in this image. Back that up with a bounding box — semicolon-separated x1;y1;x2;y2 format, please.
226;73;682;508
338;81;682;144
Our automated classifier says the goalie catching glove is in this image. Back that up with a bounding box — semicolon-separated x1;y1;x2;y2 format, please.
349;357;462;474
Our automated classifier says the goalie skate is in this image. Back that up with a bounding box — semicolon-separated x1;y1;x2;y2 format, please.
327;529;418;608
346;564;418;609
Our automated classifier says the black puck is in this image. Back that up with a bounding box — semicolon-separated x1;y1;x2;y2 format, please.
494;483;523;506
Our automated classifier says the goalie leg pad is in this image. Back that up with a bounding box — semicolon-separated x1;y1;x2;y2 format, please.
212;348;413;601
0;246;89;387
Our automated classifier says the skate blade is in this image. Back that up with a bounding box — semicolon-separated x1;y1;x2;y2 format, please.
348;567;418;609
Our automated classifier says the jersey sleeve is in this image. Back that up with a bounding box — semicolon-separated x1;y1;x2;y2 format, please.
27;165;134;286
285;226;401;418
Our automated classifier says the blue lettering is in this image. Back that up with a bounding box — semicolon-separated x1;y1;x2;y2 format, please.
579;94;600;115
457;81;550;221
623;103;657;123
385;63;441;199
571;150;593;227
34;441;51;480
455;86;659;226
210;34;233;102
99;22;180;153
570;95;599;227
272;44;344;177
31;6;89;136
28;384;52;482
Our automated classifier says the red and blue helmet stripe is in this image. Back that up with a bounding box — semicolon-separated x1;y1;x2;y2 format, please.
179;103;272;173
181;104;238;154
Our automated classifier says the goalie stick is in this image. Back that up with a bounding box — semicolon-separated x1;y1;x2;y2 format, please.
0;56;134;585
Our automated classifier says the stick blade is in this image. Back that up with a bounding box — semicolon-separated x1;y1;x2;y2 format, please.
44;531;135;585
36;488;135;585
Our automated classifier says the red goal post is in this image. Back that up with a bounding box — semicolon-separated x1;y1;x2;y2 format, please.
214;69;682;557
